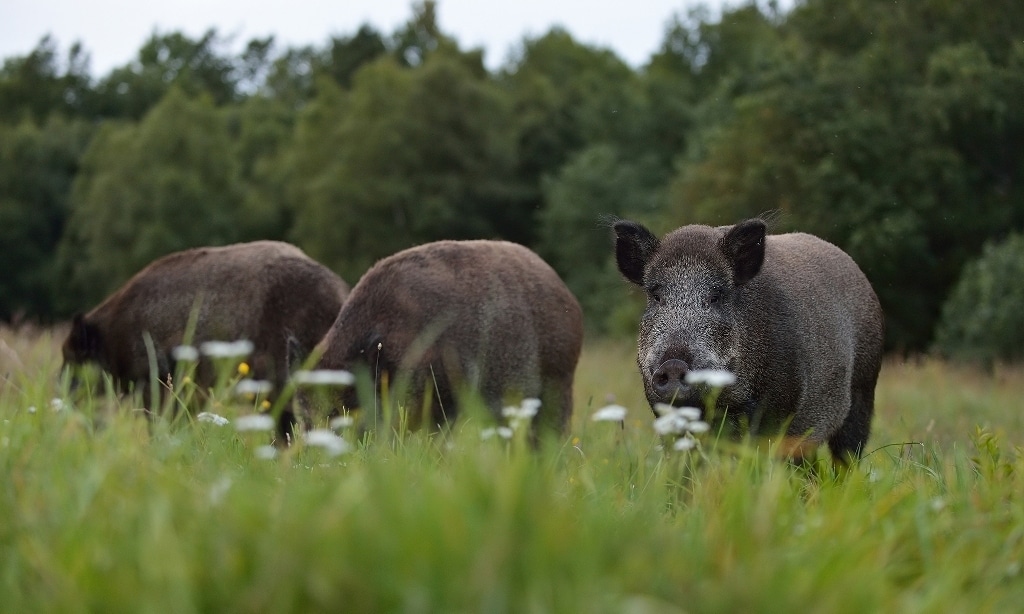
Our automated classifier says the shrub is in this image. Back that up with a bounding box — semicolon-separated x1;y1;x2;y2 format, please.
933;232;1024;364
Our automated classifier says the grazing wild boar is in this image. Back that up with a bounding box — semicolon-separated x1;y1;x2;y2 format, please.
613;218;884;464
61;241;349;435
301;240;583;436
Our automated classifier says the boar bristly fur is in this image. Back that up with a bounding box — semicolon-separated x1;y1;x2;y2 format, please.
306;240;584;436
62;241;349;437
614;219;884;465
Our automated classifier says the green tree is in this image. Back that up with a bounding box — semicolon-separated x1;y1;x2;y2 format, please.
661;0;1024;350
92;30;237;119
0;117;93;320
933;233;1024;365
500;28;645;199
391;1;458;68
288;52;519;280
538;145;657;333
638;48;696;177
641;3;787;175
226;94;297;241
262;45;321;109
0;36;93;122
323;26;388;87
921;42;1024;249
666;53;965;349
658;3;785;98
236;36;276;95
60;88;243;308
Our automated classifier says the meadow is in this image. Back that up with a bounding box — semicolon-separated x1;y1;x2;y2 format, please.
2;325;1024;612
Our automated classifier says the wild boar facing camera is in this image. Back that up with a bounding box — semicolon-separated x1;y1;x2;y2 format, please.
613;218;884;465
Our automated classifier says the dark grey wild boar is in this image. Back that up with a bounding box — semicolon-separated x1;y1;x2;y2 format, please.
302;240;584;436
62;241;349;435
613;218;884;464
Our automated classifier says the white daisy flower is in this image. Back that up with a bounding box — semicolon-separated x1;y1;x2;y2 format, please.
591;404;627;422
481;426;514;440
172;345;200;362
234;414;276;432
292;369;356;386
208;476;232;505
673;436;697;451
503;398;541;420
684;369;737;387
235;379;274;396
654;403;677;417
330;415;355;430
254;445;278;460
686;420;711;434
199;340;254;358
197;412;229;426
653;413;689;436
676;406;702;421
304;429;351;456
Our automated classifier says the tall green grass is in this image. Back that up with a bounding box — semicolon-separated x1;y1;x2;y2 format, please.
2;327;1024;612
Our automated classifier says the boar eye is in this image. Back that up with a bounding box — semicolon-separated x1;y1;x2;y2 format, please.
704;288;724;309
646;283;663;303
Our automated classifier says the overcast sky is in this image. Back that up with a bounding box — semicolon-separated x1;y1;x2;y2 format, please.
0;0;745;77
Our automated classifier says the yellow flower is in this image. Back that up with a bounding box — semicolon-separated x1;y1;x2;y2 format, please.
261;400;271;410
571;437;580;447
182;376;192;385
237;362;250;376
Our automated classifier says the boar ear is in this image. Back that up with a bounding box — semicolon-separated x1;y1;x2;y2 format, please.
720;219;766;286
68;313;103;359
613;220;660;285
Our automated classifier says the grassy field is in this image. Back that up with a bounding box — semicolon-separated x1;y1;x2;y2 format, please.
2;326;1024;612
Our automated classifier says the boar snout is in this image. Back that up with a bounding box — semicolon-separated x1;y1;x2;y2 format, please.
652;358;690;402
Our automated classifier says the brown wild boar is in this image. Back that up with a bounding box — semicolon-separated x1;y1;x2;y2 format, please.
300;240;584;436
613;218;884;465
61;241;349;435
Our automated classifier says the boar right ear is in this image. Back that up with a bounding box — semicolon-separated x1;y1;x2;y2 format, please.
613;220;660;285
720;219;766;286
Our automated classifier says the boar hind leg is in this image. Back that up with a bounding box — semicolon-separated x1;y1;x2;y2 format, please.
535;377;573;438
828;386;874;466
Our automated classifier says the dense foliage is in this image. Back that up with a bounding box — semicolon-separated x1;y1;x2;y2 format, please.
933;233;1024;365
1;0;1022;352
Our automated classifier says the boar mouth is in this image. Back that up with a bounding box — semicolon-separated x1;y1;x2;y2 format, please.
655;388;704;409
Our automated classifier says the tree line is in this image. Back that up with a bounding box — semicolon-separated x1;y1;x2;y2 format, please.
1;0;1022;356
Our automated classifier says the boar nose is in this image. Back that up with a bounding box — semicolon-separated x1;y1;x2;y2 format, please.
652;359;689;400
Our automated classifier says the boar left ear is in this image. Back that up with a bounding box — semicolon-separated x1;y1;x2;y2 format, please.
720;219;766;286
613;220;660;285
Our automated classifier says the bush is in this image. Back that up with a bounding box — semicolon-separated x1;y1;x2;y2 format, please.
933;232;1024;364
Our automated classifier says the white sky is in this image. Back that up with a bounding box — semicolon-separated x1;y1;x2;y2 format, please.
0;0;739;76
